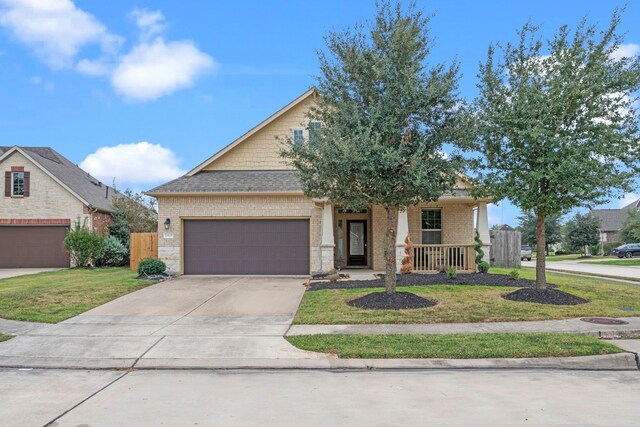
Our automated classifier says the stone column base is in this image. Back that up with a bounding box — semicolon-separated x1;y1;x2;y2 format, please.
320;244;335;272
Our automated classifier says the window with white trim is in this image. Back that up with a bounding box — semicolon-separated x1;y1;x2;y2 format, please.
12;172;24;196
421;208;442;244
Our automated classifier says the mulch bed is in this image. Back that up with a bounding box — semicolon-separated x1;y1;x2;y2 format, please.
347;292;437;310
502;288;589;306
308;272;556;292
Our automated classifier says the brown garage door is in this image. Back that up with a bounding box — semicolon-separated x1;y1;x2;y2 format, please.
0;226;69;268
183;219;310;275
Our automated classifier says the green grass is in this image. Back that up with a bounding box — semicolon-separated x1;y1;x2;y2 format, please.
286;333;622;359
0;333;14;342
0;268;154;323
583;259;640;266
293;268;640;324
533;254;610;262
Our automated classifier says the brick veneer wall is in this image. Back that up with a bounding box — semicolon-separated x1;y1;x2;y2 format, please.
156;194;323;273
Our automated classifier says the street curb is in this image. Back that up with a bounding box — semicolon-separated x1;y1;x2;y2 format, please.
1;353;637;371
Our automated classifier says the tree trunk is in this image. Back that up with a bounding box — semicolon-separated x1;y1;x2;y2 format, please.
385;205;398;294
535;212;547;290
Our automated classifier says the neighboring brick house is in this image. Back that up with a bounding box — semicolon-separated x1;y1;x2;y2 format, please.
0;146;119;268
147;89;492;275
591;199;640;245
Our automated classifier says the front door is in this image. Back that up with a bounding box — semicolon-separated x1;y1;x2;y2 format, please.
347;220;367;266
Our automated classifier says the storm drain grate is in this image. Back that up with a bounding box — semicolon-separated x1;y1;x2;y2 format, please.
580;317;629;325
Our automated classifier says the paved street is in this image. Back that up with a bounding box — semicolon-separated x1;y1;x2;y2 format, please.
1;368;638;427
522;259;640;281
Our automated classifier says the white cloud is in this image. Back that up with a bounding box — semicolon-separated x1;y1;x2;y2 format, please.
618;193;640;208
0;0;121;68
131;8;165;41
611;43;640;62
111;38;215;101
76;57;110;76
80;142;186;185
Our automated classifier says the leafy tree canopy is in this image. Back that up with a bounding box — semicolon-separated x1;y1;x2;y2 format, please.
517;211;562;247
564;212;601;255
619;210;640;243
281;1;465;291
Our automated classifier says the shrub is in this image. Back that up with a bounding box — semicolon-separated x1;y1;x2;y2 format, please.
138;257;166;276
99;236;128;266
508;269;520;280
64;218;103;268
588;243;601;257
474;230;485;266
447;266;457;279
478;261;490;273
400;235;414;274
554;250;569;255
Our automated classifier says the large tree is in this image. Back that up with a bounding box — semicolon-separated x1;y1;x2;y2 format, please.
468;11;640;289
517;211;562;254
564;212;601;256
281;2;463;293
619;210;640;243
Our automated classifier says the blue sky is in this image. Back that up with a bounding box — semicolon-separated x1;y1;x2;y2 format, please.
0;0;638;226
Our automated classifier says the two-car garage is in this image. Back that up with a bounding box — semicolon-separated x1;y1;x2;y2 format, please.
0;225;69;268
182;219;310;275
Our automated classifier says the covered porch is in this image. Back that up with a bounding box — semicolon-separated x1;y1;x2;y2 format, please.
317;199;491;273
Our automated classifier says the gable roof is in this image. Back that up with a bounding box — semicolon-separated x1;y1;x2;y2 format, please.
186;88;316;176
590;198;640;232
0;146;119;212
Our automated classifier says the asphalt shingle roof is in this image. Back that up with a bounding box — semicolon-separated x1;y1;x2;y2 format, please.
0;146;118;212
147;170;304;193
591;199;640;232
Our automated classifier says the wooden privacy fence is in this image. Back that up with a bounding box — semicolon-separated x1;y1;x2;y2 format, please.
490;230;521;268
130;232;158;271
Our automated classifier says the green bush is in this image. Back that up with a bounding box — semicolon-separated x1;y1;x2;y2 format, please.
99;236;128;266
554;250;569;255
447;266;457;279
474;230;485;265
508;269;520;280
588;243;601;257
64;219;103;268
478;261;490;273
603;241;622;256
138;257;166;276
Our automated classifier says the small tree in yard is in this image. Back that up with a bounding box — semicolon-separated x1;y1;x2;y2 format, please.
281;1;464;295
468;10;640;290
619;210;640;243
517;211;562;254
108;189;157;248
564;213;601;256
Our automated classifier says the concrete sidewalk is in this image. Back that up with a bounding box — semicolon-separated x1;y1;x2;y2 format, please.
287;316;640;338
522;260;640;281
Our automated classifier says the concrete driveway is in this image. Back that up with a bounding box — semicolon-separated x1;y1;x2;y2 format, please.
0;276;325;368
0;268;61;280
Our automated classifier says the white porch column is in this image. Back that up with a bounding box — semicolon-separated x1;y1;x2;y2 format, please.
396;208;409;273
476;202;491;264
320;202;335;272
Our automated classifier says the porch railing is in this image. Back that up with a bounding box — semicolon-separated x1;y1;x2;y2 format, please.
413;244;476;272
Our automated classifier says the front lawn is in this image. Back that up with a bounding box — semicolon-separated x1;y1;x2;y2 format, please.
286;333;622;359
583;259;640;266
294;268;640;324
0;333;14;342
534;254;609;262
0;268;154;323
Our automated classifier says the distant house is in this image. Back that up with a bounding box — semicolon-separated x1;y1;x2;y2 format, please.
590;199;640;244
0;146;119;268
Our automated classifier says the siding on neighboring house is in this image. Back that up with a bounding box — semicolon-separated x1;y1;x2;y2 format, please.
0;151;88;224
157;194;323;272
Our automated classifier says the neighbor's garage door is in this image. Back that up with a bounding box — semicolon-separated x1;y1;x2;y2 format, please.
0;226;69;268
183;219;310;275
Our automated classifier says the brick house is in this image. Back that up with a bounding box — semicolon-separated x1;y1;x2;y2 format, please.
591;199;640;245
147;89;492;275
0;146;118;268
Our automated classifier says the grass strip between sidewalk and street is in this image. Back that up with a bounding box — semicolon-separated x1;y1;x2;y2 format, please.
294;268;640;324
583;259;640;266
0;268;154;323
286;333;623;359
0;333;14;342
